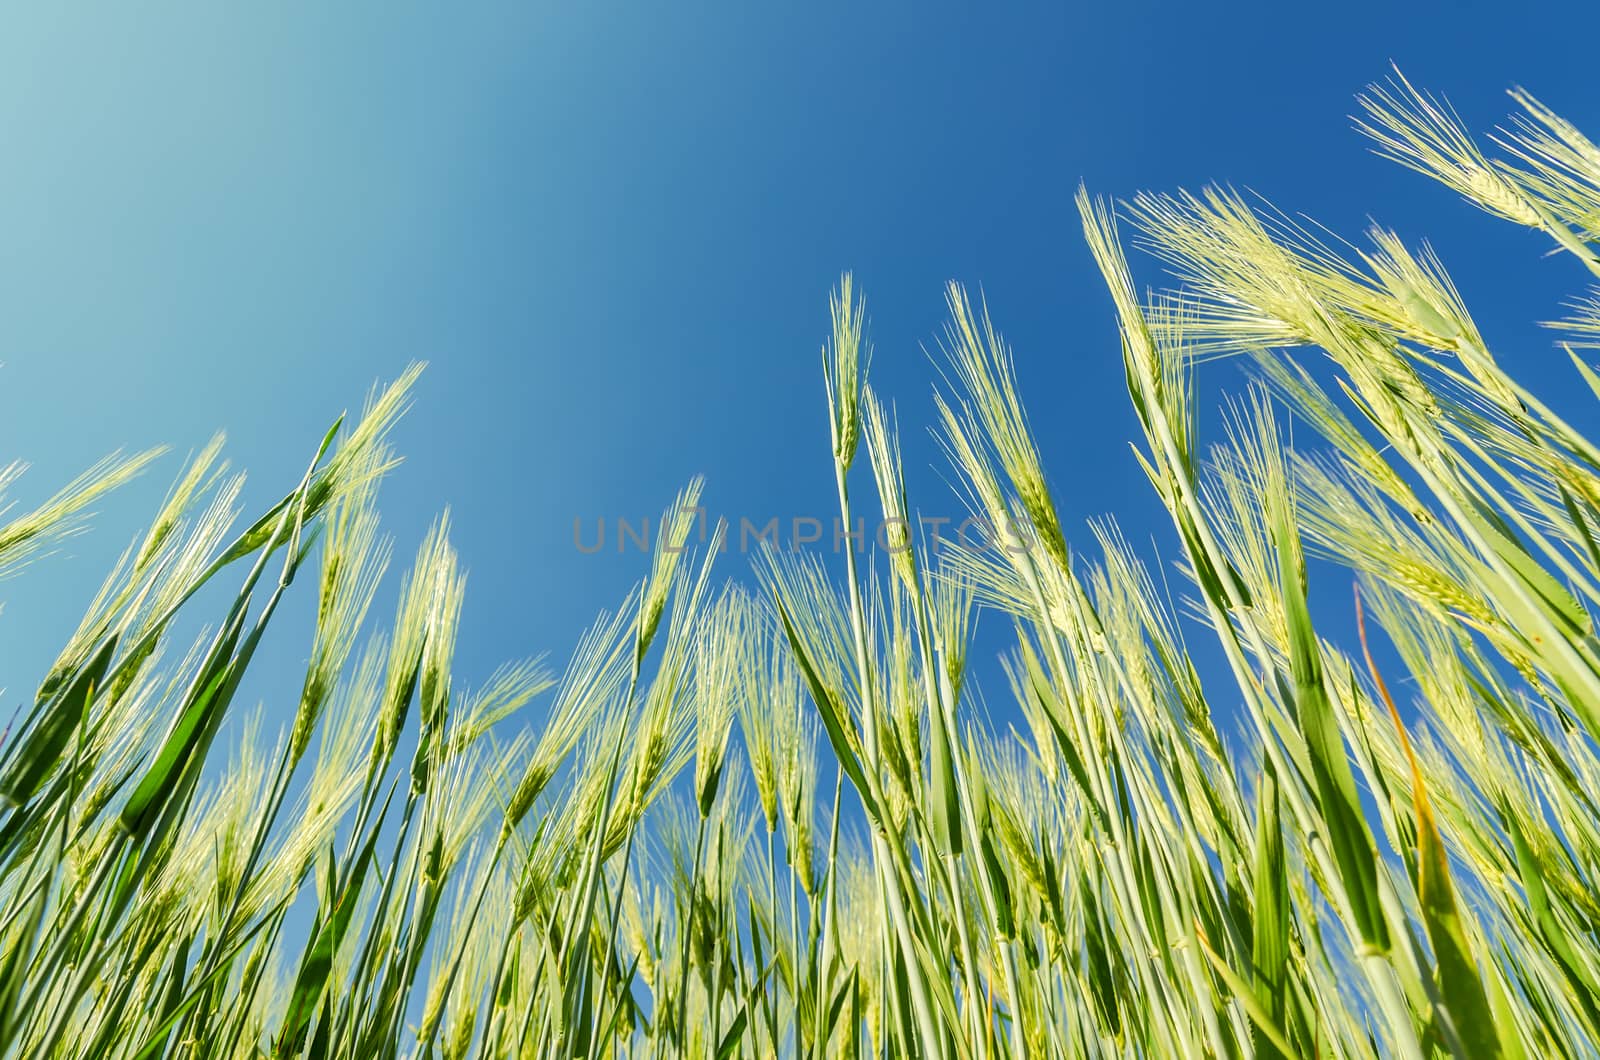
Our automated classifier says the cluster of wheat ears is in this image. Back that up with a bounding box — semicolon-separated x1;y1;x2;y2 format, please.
6;72;1600;1060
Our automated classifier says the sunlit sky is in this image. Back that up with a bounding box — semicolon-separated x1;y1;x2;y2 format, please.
4;3;1599;738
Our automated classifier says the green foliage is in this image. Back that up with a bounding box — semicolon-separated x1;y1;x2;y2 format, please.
5;72;1600;1058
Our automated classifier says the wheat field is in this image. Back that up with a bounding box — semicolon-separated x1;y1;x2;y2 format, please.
4;72;1600;1058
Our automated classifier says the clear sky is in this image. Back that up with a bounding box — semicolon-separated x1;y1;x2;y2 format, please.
4;2;1600;735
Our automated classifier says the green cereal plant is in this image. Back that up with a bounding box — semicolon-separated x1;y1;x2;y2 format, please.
5;71;1600;1059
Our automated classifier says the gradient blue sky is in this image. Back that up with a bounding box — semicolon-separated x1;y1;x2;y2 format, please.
4;3;1600;729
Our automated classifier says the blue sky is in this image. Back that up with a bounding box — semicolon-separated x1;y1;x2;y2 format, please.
4;2;1600;734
